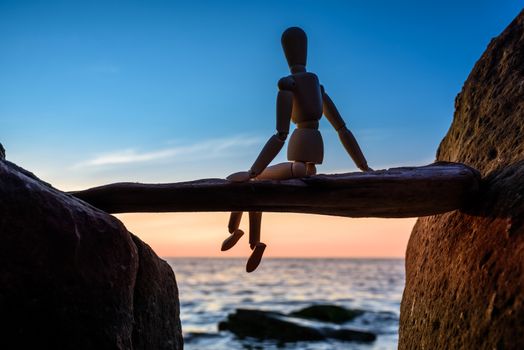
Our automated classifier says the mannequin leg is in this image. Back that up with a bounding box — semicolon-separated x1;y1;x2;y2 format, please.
246;211;266;272
221;212;244;251
256;161;307;180
248;211;262;249
306;162;317;176
246;162;308;272
224;161;310;270
228;211;243;233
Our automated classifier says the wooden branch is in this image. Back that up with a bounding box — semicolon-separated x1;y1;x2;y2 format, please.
70;163;480;218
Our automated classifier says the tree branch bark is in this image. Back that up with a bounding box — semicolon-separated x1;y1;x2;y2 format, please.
70;162;480;218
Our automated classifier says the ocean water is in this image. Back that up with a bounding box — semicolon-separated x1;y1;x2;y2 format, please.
167;258;404;350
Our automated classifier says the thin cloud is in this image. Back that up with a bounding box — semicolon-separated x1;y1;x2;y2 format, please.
73;135;262;168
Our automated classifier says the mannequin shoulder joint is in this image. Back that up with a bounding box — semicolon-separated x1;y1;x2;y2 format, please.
278;76;296;91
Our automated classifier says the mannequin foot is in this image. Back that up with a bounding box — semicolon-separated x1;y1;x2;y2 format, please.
221;229;244;251
246;242;267;273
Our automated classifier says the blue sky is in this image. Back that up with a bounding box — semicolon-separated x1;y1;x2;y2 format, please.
1;1;521;189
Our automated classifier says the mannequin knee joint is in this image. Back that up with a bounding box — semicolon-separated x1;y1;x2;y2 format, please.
291;162;307;177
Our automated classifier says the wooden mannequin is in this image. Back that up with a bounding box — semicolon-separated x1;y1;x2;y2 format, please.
222;27;372;272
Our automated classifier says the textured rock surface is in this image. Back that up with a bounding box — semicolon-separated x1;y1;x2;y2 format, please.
131;234;183;349
399;9;524;350
0;160;182;349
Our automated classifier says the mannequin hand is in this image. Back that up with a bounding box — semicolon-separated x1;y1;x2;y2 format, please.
227;171;253;182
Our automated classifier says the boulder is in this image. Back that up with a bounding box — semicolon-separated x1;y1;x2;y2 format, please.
219;309;325;342
289;304;364;324
218;308;376;342
130;234;183;349
0;160;183;349
399;9;524;350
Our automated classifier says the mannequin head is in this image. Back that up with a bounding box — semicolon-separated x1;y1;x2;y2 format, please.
281;27;307;73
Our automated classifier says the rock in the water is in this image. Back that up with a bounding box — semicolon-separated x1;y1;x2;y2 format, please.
0;160;183;349
290;304;364;324
219;309;325;342
399;9;524;350
218;308;376;342
321;327;376;342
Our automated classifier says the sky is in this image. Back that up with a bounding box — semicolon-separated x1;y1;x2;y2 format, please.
1;1;521;258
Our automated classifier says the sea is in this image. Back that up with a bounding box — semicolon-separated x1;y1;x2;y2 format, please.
167;258;404;350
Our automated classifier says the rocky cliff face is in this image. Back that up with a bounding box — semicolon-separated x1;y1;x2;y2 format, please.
399;9;524;350
0;160;183;349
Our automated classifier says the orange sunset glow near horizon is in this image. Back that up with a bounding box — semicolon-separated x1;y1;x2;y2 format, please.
117;212;415;258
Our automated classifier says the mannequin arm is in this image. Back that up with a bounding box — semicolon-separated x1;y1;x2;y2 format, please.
322;89;372;171
227;90;293;182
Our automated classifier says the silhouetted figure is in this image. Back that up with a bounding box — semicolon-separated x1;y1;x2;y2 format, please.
0;143;5;160
223;27;372;272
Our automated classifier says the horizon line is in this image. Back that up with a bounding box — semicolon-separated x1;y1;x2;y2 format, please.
162;256;405;260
